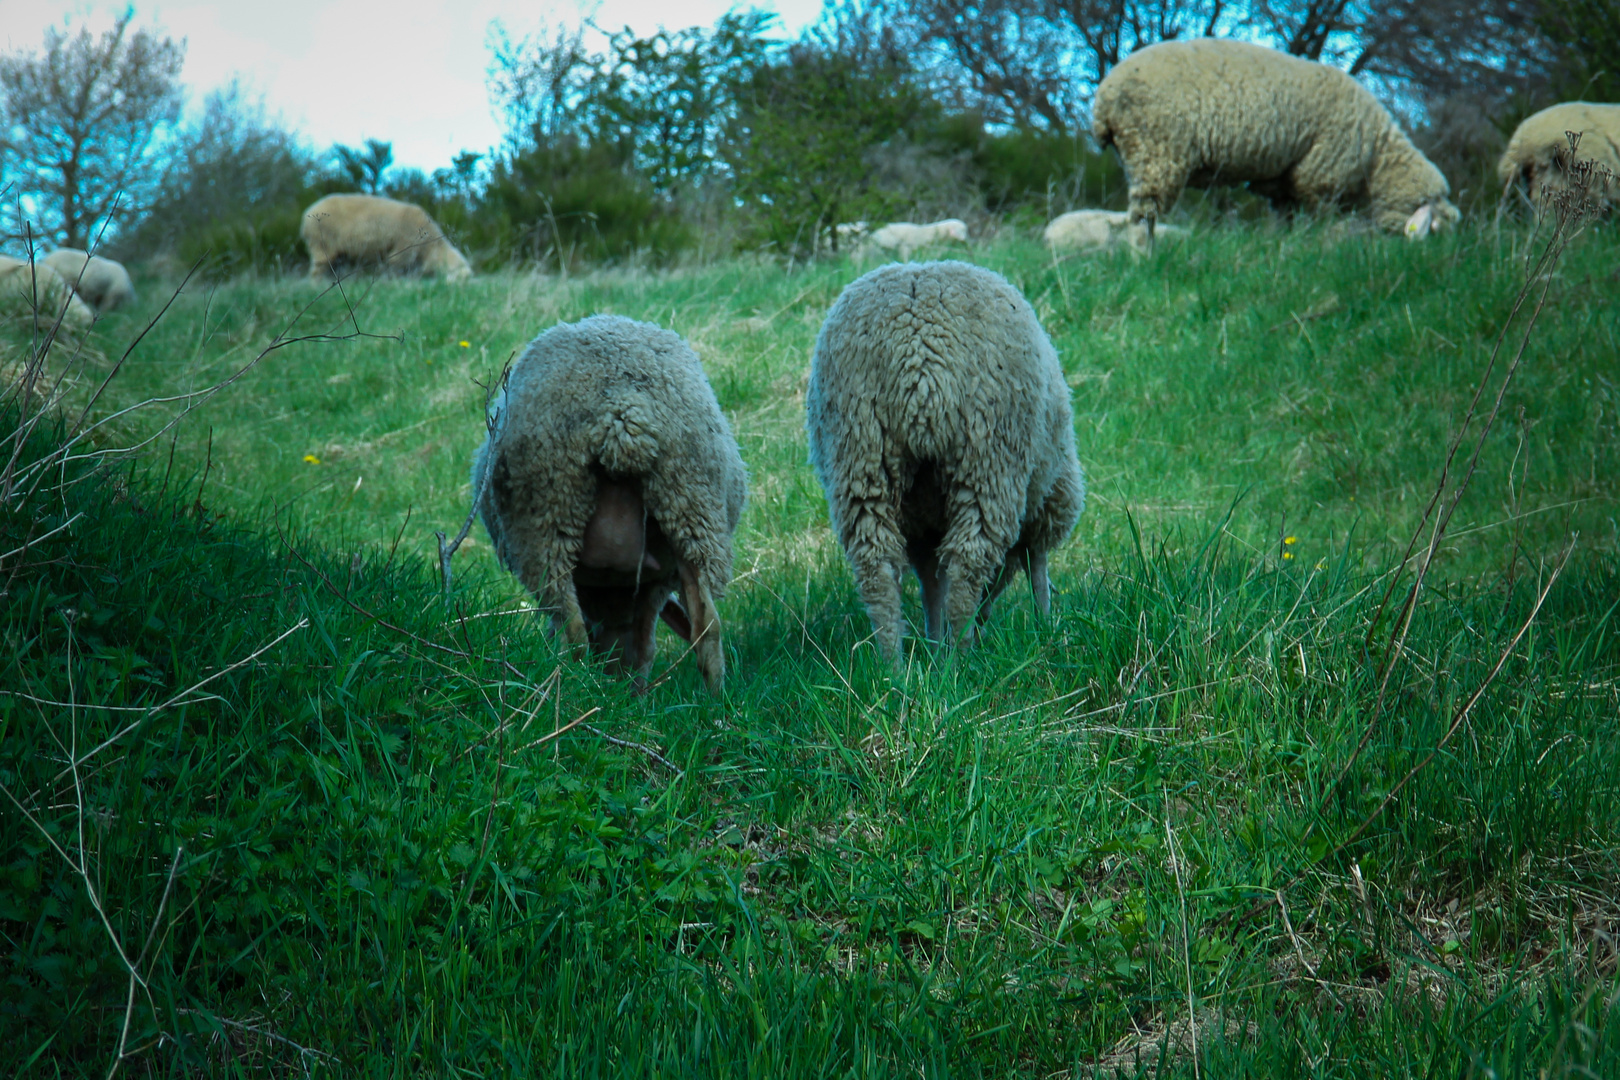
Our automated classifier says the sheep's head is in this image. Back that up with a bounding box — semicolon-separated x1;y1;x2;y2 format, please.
572;478;726;693
942;219;970;242
1404;199;1460;240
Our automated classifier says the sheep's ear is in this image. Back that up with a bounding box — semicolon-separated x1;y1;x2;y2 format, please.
1405;204;1434;240
676;562;724;694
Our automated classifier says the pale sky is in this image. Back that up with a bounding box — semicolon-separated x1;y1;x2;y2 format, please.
1;0;827;173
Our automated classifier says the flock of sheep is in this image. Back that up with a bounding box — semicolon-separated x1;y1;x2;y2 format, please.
474;259;1083;690
466;45;1615;691
2;40;1614;691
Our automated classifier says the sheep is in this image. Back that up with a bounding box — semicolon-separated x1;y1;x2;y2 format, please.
472;315;747;693
867;218;970;260
1497;102;1620;212
805;260;1085;663
0;255;93;329
1092;39;1459;241
300;194;472;283
42;248;135;315
1043;209;1187;254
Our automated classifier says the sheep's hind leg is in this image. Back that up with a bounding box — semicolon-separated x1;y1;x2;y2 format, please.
912;548;948;643
1028;549;1051;616
674;562;725;694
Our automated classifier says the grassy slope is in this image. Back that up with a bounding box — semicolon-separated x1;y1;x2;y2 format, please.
2;223;1618;1076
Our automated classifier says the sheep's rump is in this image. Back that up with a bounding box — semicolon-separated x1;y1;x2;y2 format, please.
473;317;741;689
0;256;93;328
1093;38;1448;229
300;194;471;280
806;260;1083;656
42;248;135;313
1498;102;1620;208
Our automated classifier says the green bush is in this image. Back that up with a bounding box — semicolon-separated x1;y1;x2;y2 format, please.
477;135;691;268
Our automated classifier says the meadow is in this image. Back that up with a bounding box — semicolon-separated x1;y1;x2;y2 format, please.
2;219;1617;1076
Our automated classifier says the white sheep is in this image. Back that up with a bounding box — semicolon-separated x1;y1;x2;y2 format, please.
1043;209;1187;254
806;260;1085;662
473;315;747;692
867;219;970;260
42;248;135;315
301;194;472;283
0;255;93;330
1093;39;1459;240
1497;102;1620;212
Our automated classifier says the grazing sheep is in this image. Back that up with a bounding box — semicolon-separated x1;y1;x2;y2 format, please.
1043;209;1187;254
806;260;1085;662
1093;39;1459;239
1497;102;1620;211
301;194;472;283
473;315;747;692
0;256;93;329
42;248;135;315
867;219;970;260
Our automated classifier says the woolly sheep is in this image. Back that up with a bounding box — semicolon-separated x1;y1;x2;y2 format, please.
867;219;970;260
472;315;747;692
301;194;472;283
1093;39;1459;240
806;260;1085;662
1043;209;1187;254
42;248;135;315
1497;102;1620;211
0;256;93;329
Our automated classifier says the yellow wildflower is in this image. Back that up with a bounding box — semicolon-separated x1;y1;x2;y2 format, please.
303;454;321;465
1283;551;1294;560
459;340;470;348
1283;536;1297;545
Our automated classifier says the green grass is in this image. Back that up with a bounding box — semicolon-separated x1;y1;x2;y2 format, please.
2;221;1618;1076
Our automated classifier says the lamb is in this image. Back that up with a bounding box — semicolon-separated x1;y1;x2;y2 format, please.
301;194;472;283
42;248;135;315
867;219;970;260
0;256;93;329
1043;209;1187;254
472;315;747;692
1093;39;1459;240
805;260;1085;662
1497;102;1620;211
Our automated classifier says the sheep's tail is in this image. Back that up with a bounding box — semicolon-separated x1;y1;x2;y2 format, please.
594;400;661;478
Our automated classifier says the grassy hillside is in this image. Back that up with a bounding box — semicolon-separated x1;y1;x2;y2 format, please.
2;221;1617;1076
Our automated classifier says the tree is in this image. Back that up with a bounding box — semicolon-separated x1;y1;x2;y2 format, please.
333;139;393;193
115;79;314;260
1247;0;1548;104
873;0;1229;129
0;14;185;248
1537;0;1620;102
725;42;936;252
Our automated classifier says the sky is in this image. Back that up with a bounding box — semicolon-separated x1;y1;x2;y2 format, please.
1;0;827;173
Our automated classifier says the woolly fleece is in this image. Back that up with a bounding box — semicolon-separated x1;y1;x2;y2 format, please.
301;194;472;282
1093;38;1459;234
1497;102;1620;210
868;219;970;260
0;256;93;329
43;248;135;314
1044;209;1186;253
473;315;746;689
806;260;1085;661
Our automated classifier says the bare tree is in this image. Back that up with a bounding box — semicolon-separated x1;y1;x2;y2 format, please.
1247;0;1549;103
0;14;185;248
882;0;1229;130
114;79;314;262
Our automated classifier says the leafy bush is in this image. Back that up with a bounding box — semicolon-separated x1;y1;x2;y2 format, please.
725;44;939;254
477;135;691;268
